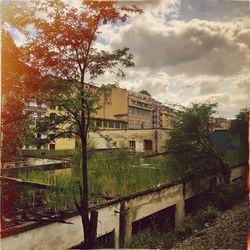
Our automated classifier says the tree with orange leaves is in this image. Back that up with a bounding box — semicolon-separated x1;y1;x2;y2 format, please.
3;0;142;247
1;30;48;162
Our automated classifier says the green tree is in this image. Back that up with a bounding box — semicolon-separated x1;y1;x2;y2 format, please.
164;103;230;182
139;89;151;96
4;0;142;247
229;108;249;162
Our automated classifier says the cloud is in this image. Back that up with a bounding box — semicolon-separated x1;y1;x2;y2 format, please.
111;19;250;77
188;78;222;95
134;78;169;96
234;74;250;92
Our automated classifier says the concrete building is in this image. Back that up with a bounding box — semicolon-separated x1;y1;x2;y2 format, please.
128;90;153;129
51;86;176;152
89;128;170;153
212;117;230;130
47;106;76;150
25;84;176;152
23;100;48;150
93;87;128;130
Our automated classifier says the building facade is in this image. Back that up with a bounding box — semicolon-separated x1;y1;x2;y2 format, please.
23;100;48;150
25;85;176;152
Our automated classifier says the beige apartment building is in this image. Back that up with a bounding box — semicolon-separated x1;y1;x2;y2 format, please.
93;87;128;130
27;83;175;152
128;90;153;129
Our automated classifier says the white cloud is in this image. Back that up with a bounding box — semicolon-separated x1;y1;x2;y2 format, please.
111;19;250;77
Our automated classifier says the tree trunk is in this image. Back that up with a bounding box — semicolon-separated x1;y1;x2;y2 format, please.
80;134;90;247
79;125;98;248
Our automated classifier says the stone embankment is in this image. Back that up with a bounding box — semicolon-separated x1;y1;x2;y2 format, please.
175;200;250;250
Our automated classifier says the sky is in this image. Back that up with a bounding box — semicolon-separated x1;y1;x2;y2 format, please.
10;0;250;118
95;0;250;118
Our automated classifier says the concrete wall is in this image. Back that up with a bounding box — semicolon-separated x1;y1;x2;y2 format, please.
2;203;121;250
1;165;246;249
89;129;170;152
54;137;76;150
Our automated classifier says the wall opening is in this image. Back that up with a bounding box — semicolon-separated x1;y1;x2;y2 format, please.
132;205;175;235
143;140;152;151
185;192;210;214
70;230;115;249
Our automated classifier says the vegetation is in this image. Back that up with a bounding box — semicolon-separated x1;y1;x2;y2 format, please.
165;103;231;182
1;31;47;161
139;90;151;96
128;178;247;249
229;109;249;163
18;155;185;211
5;0;142;247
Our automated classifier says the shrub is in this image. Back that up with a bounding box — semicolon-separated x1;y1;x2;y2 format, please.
209;179;247;210
175;206;219;239
193;206;219;226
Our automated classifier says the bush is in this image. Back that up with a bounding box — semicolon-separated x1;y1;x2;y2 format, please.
209;179;247;210
193;206;219;226
175;206;219;239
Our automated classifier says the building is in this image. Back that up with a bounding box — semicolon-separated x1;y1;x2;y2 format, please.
93;87;128;130
46;106;76;150
25;83;176;152
89;128;170;153
23;100;48;150
212;117;230;130
128;90;153;129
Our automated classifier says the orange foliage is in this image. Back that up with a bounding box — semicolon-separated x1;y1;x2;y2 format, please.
1;31;49;161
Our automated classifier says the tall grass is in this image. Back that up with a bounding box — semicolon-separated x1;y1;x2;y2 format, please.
18;154;186;212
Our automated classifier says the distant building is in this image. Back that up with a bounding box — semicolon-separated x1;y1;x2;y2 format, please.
23;100;48;150
212;117;230;130
128;90;153;129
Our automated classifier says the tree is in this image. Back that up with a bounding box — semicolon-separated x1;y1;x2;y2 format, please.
1;31;47;161
164;103;230;182
229;108;249;162
4;0;142;247
139;89;151;96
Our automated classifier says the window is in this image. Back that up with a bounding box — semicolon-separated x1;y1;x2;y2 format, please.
109;121;114;128
129;140;136;150
115;121;120;128
96;120;102;127
121;123;127;129
103;121;108;128
144;140;152;150
37;133;41;139
49;144;56;150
